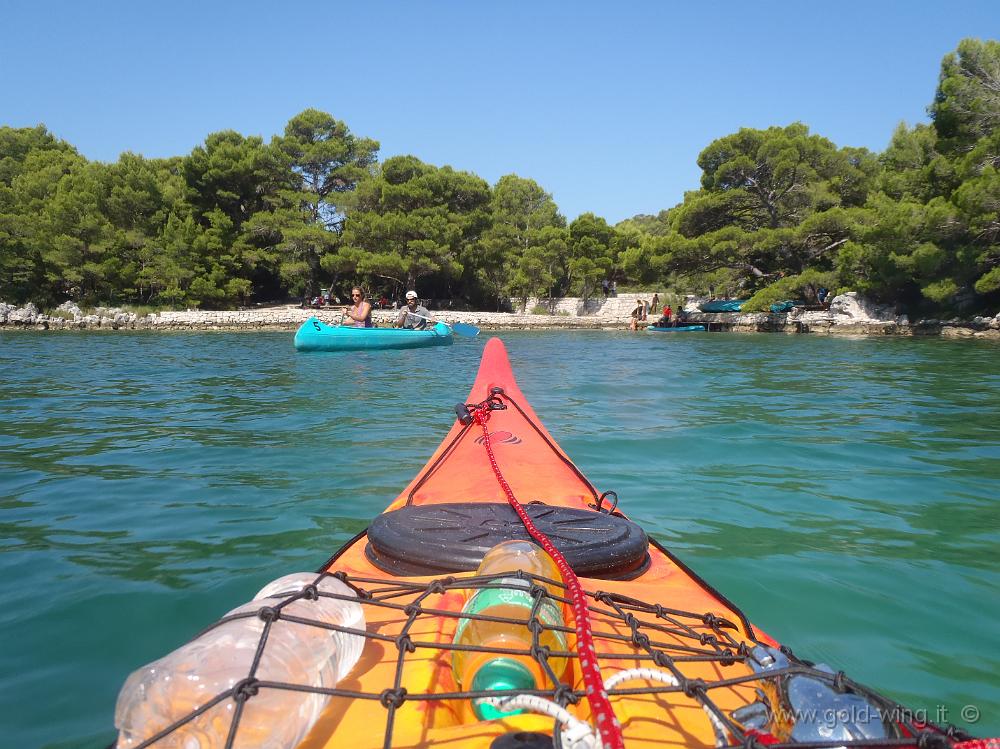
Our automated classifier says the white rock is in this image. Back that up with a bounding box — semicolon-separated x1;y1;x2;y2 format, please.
56;301;83;319
828;292;898;324
798;310;835;324
8;304;38;324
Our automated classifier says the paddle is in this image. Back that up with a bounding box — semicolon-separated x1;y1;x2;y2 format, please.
404;311;480;337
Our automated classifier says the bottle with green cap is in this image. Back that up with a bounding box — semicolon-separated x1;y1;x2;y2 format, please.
451;540;569;720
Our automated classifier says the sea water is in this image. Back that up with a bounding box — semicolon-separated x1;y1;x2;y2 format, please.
1;329;997;747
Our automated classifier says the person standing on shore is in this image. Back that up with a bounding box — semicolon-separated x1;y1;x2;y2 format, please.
629;298;647;330
342;287;373;328
633;299;647;322
395;291;433;329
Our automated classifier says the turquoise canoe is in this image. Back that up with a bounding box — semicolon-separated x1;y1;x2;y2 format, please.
646;324;707;333
294;317;453;352
698;299;747;312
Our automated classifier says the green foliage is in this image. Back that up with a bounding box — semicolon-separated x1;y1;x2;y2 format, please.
931;39;1000;154
694;123;874;230
510;225;568;303
974;266;1000;294
567;213;616;297
260;109;380;296
742;269;836;312
625;39;1000;317
475;175;564;307
877;124;956;202
920;278;961;304
0;125;77;186
616;210;672;236
2;41;999;317
340;155;490;300
182;130;282;231
650;123;877;305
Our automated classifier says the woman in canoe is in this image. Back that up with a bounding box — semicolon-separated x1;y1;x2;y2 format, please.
342;287;373;328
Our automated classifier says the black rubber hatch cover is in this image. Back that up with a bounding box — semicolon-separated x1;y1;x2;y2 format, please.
365;502;649;579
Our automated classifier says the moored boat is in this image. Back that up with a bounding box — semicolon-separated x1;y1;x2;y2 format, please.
769;301;799;313
114;339;992;749
646;324;707;333
294;316;453;351
698;300;747;313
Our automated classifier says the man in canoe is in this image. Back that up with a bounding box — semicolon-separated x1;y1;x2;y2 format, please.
395;290;434;329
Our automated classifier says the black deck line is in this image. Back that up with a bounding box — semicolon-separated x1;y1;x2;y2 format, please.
647;535;762;644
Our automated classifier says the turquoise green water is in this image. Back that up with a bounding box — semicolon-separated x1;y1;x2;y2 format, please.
1;330;998;748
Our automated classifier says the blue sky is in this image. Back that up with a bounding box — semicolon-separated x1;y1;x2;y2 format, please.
1;1;997;223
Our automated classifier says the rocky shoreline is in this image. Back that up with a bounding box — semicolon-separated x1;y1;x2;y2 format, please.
1;295;998;339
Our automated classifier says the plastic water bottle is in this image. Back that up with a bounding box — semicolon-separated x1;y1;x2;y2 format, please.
114;573;365;749
451;540;568;720
746;646;889;742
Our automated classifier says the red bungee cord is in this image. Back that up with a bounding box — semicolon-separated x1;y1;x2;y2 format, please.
468;403;1000;749
471;404;625;749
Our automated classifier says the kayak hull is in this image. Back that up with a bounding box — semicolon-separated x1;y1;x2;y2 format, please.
294;317;453;351
646;324;707;332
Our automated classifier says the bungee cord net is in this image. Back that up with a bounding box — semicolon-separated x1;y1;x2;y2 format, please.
113;564;984;749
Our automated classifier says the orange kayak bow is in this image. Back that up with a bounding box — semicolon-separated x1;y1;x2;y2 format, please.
118;338;993;749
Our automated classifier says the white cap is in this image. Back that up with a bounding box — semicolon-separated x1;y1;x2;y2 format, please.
405;290;418;299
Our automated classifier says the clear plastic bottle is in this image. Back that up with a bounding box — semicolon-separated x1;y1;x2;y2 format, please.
452;540;568;720
746;646;889;742
115;573;365;749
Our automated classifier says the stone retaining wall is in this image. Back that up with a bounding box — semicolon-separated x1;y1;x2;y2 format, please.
0;302;625;332
509;293;658;318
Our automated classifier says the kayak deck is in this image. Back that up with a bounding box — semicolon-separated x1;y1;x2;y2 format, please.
117;338;983;749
